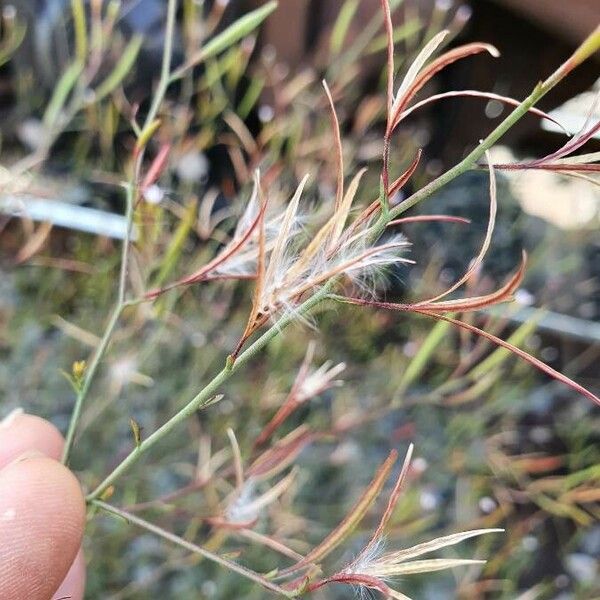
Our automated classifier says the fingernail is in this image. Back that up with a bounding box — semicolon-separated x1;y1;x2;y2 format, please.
0;408;24;430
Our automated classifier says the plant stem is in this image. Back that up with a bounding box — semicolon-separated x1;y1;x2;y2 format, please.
86;26;597;498
62;0;179;465
144;0;178;129
86;286;330;500
62;184;134;464
386;51;587;223
91;500;296;598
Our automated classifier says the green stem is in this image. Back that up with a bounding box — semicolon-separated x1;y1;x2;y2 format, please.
62;0;179;465
386;56;578;223
144;0;178;130
86;287;330;500
86;29;597;498
62;184;134;464
92;500;296;598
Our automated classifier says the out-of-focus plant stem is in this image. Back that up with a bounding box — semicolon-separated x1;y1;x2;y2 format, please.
144;0;177;131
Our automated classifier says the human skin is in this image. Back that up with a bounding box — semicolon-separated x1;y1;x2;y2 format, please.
0;410;86;600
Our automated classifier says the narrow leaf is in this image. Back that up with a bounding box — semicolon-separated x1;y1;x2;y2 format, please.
329;168;367;249
130;418;142;448
396;320;453;394
71;0;88;63
398;90;567;133
330;0;360;55
175;1;278;77
281;450;398;575
375;558;486;577
323;80;345;212
354;444;414;564
264;175;308;288
94;35;144;101
414;312;600;406
384;529;503;563
390;30;449;125
417;252;526;313
416;153;497;305
389;215;471;226
43;61;84;129
392;42;500;129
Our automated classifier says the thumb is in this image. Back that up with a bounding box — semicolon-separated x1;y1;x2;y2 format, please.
0;412;86;600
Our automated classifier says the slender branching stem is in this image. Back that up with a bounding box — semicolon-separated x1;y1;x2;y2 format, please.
91;501;297;598
144;0;178;130
62;0;179;464
62;183;134;464
86;286;330;500
86;37;593;494
386;59;578;223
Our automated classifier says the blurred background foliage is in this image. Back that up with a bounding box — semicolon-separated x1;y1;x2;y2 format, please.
0;0;599;598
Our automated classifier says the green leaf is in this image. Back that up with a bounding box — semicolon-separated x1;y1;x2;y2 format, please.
366;19;421;55
330;0;359;55
467;312;542;381
153;199;198;289
71;0;88;63
396;317;452;397
130;418;142;448
237;76;265;119
94;35;143;102
174;1;278;78
0;19;26;68
43;61;84;129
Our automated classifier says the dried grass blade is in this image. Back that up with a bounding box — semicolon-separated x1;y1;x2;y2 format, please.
264;175;308;286
244;469;297;516
323;80;344;211
226;428;244;489
353;444;414;565
329;168;367;250
352;150;422;233
255;343;316;447
418;252;526;313
337;297;599;405
141;144;171;191
235;172;268;354
532;120;600;164
388;215;471;226
391;43;499;129
388;149;423;197
309;573;396;597
146;182;264;298
15;221;53;264
248;427;314;480
398;90;566;132
280;450;398;576
390;30;449;125
384;529;503;563
413;311;600;406
375;558;486;577
494;163;600;173
416;153;497;305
